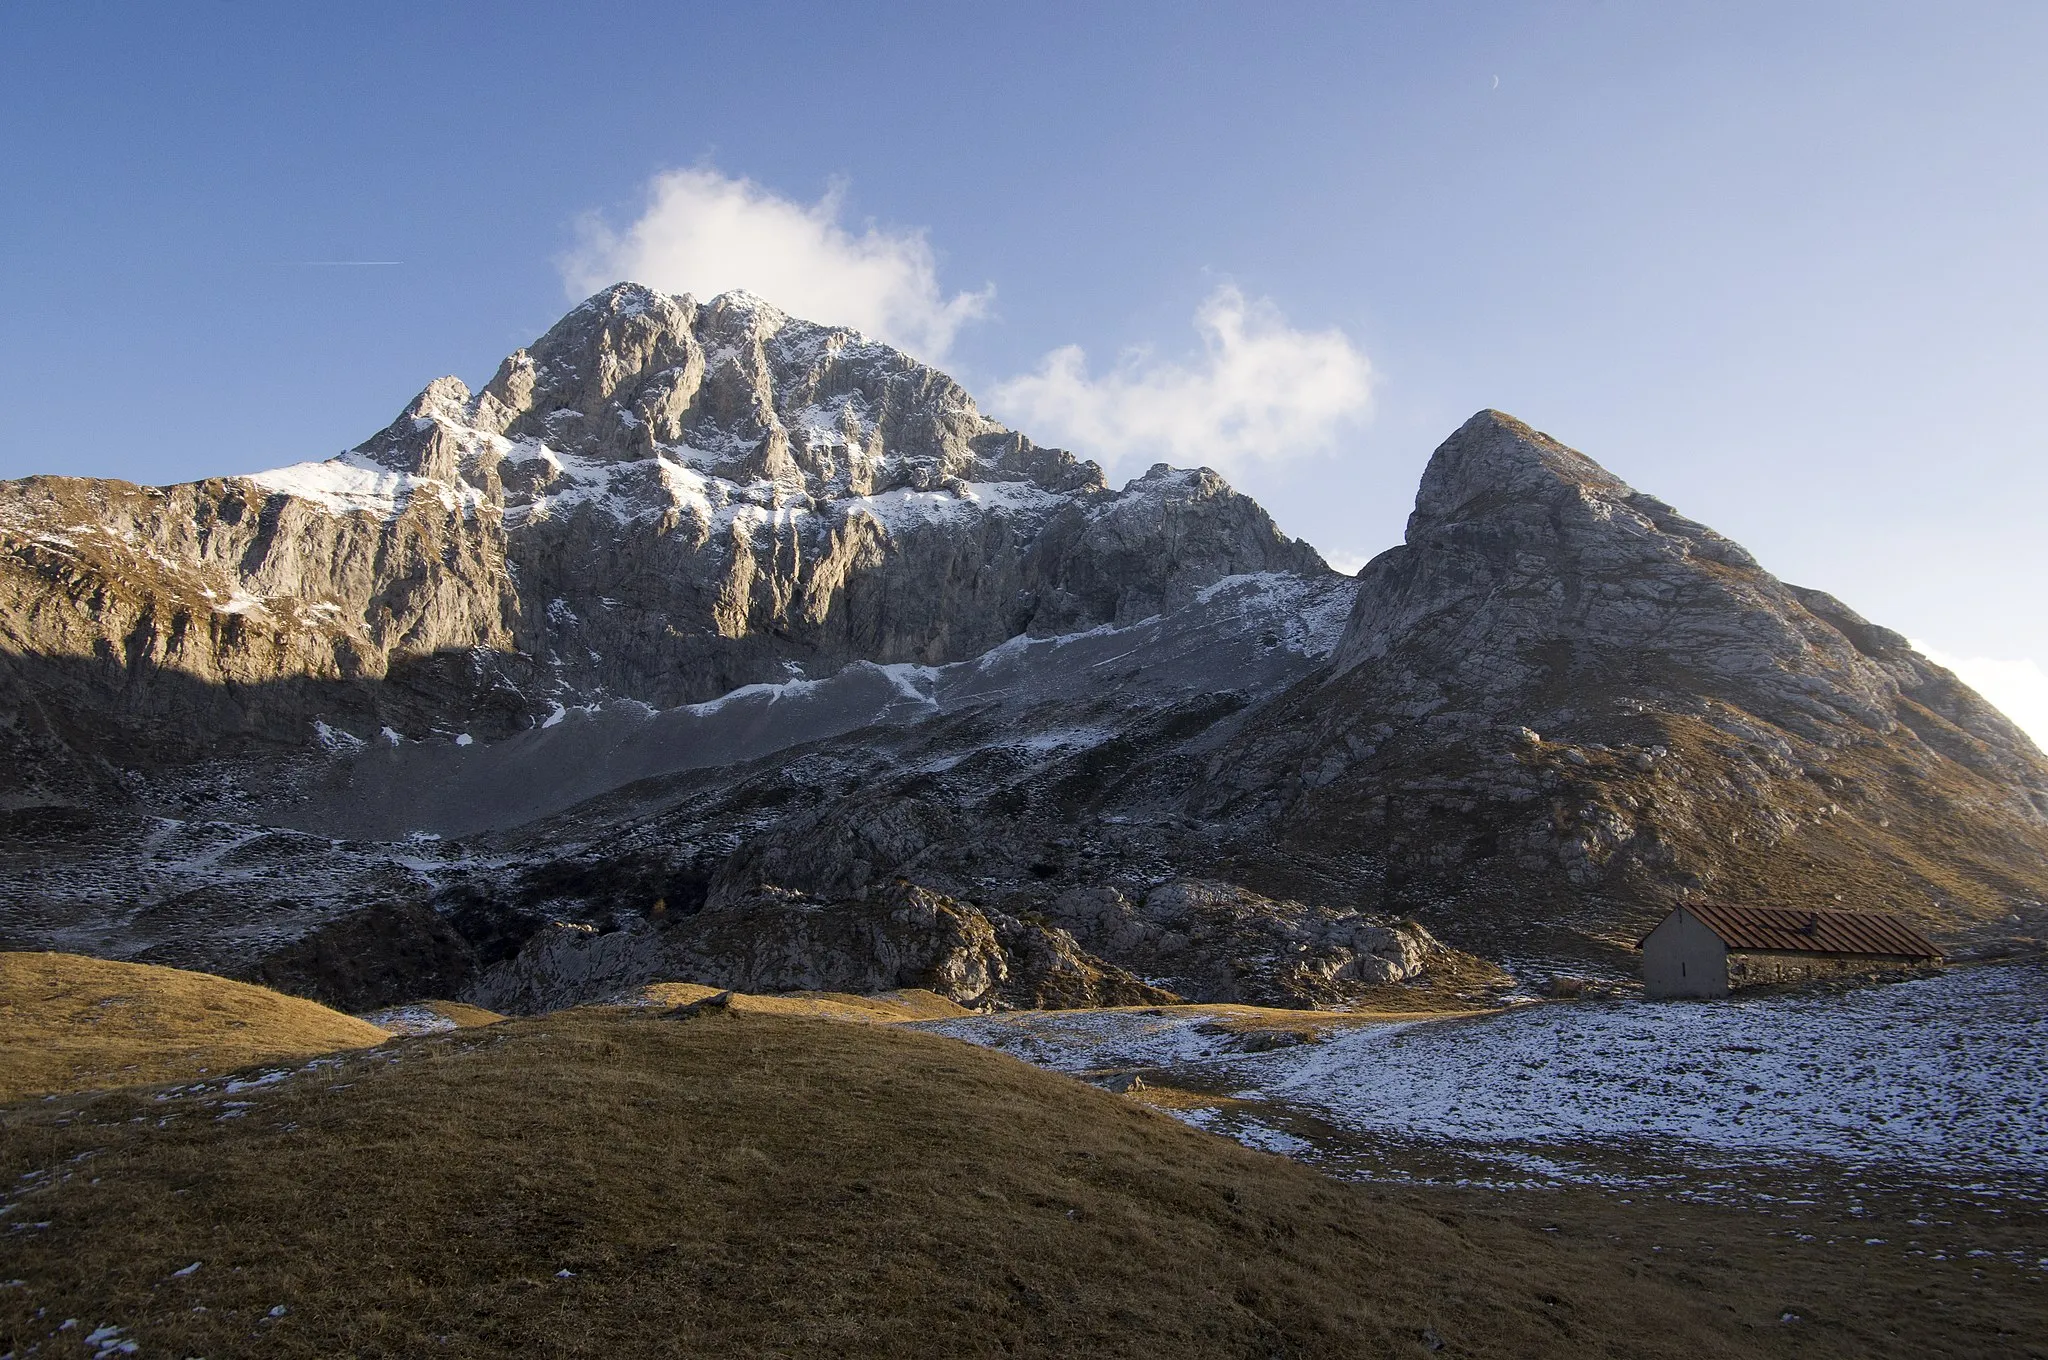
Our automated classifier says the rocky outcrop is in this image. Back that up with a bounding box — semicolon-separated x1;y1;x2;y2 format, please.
236;899;475;1013
666;883;1171;1010
466;881;1173;1015
667;883;1014;1006
1199;411;2048;959
1047;879;1468;1008
696;788;1490;1009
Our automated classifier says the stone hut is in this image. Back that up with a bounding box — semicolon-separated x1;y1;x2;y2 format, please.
1638;904;1942;999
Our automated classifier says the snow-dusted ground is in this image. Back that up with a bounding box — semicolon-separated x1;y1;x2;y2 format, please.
925;964;2048;1196
358;1005;460;1036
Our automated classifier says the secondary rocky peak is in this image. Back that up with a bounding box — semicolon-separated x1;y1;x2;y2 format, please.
700;286;791;333
353;375;478;478
1408;409;1628;527
1205;413;2048;966
1071;461;1330;613
1403;410;1757;572
1334;411;1816;711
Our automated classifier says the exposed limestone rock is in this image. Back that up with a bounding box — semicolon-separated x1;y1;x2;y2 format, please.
1200;410;2048;960
982;909;1181;1010
0;283;1323;797
464;881;1170;1015
700;784;1480;1008
1044;879;1470;1008
666;883;1013;1006
467;919;670;1016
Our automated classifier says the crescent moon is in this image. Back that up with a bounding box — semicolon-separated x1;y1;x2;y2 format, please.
1491;75;1500;89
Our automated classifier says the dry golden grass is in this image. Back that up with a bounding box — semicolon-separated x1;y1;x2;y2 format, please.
0;951;390;1101
5;1008;2039;1358
1123;1083;1257;1113
618;981;973;1022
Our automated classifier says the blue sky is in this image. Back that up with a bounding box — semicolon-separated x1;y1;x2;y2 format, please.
3;2;2045;735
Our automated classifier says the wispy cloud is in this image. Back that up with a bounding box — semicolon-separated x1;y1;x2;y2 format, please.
1911;640;2048;751
988;285;1375;478
560;167;992;362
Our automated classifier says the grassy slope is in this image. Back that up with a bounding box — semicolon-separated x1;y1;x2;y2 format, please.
622;981;973;1021
0;951;391;1101
6;1009;2041;1359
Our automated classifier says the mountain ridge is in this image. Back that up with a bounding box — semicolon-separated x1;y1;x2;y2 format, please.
1;296;2044;1015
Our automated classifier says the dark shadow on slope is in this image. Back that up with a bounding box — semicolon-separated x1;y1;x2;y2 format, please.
0;573;1354;838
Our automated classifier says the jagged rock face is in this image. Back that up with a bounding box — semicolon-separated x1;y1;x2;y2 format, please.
1202;411;2048;959
0;470;521;788
461;289;1090;495
0;284;1323;796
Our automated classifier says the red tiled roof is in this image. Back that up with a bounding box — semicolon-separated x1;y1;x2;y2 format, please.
1651;904;1943;959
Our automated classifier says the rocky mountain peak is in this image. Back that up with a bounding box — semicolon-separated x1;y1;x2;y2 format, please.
1336;411;1806;707
1404;409;1758;570
1202;410;2048;964
1408;409;1629;529
699;286;788;329
345;282;1105;504
352;374;479;478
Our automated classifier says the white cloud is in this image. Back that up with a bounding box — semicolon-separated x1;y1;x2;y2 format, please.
562;173;1372;475
1911;640;2048;752
560;167;992;362
989;286;1374;477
